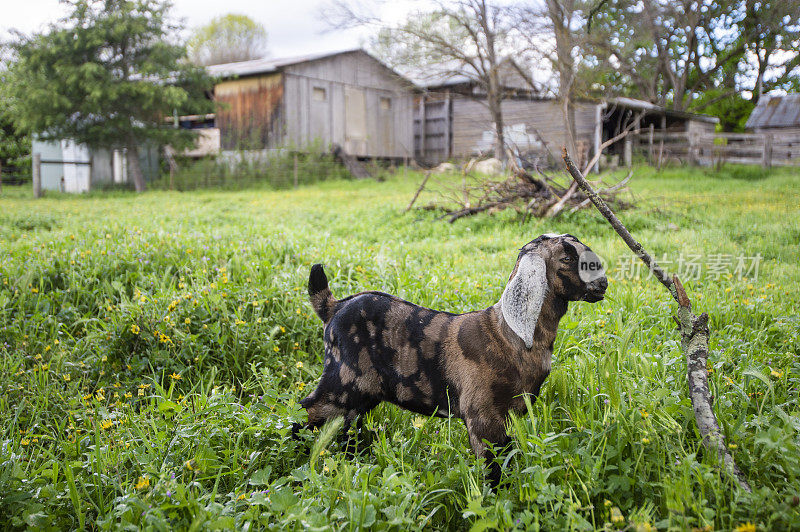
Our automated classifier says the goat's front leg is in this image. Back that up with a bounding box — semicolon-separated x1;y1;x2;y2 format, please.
465;415;511;488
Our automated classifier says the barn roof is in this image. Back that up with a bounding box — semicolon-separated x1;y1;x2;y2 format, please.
206;48;361;79
609;97;719;124
745;94;800;129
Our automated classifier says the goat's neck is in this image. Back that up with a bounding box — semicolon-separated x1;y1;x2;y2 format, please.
493;291;568;354
532;293;568;350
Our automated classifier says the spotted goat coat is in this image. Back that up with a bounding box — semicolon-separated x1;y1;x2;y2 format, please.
300;234;608;485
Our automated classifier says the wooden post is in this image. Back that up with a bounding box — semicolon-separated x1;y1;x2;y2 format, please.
0;160;3;194
762;133;773;168
444;90;451;160
419;97;426;164
293;153;299;188
624;137;632;167
648;124;655;164
33;153;42;198
657;115;666;170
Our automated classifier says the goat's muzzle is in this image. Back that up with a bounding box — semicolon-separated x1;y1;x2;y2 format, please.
583;277;608;302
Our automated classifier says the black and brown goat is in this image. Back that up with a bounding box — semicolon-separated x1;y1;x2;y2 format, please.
300;234;607;484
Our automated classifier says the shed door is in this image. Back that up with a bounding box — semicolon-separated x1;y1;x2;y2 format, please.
60;140;91;193
344;87;367;155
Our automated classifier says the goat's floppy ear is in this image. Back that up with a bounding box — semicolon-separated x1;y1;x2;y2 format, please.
501;253;547;349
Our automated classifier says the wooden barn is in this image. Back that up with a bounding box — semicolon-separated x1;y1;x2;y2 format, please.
412;64;718;168
746;93;800;135
206;49;415;159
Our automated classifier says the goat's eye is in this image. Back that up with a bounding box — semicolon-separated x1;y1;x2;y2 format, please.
561;256;575;263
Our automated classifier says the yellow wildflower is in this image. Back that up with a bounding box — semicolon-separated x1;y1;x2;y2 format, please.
770;369;783;378
640;409;649;419
169;372;182;381
134;476;150;490
20;439;30;446
734;523;757;532
130;324;140;335
296;361;303;369
610;506;624;524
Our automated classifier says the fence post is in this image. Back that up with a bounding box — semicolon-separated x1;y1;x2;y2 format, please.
762;134;773;168
293;153;299;188
33;153;42;198
648;124;654;164
624;137;632;167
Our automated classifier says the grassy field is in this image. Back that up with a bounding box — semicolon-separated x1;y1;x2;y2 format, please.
0;165;798;530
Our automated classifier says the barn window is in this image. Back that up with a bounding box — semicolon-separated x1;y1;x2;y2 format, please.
380;97;392;111
313;87;327;102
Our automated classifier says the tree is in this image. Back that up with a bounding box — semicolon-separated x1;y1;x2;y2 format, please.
187;14;268;66
5;0;213;192
582;0;799;119
338;0;515;163
0;46;30;181
515;0;586;156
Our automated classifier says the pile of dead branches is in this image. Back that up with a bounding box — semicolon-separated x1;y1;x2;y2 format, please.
408;157;632;223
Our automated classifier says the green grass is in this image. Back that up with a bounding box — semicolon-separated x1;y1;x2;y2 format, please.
0;165;798;530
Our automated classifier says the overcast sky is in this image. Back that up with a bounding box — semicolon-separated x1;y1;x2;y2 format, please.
0;0;415;58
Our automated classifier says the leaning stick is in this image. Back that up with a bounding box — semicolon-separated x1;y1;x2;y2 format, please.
562;149;752;493
405;171;432;213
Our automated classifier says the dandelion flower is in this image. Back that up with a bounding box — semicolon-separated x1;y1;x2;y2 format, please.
734;523;757;532
134;476;150;490
169;372;182;381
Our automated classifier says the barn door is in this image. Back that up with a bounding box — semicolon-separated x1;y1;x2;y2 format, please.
344;86;367;155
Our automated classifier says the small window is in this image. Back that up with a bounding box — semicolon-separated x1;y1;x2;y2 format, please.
313;87;327;102
380;97;392;111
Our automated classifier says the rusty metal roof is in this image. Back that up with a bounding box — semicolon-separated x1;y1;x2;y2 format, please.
206;49;361;79
745;94;800;129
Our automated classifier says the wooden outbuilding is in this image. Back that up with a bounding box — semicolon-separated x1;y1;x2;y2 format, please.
206;49;415;159
412;65;718;168
746;93;800;135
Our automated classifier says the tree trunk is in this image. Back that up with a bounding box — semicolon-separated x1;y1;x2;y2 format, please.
126;142;146;192
488;89;506;163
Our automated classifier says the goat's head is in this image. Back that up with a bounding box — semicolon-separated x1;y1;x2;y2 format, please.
501;233;607;348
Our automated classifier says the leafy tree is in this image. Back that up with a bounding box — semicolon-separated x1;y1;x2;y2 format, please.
187;14;268;66
0;48;30;181
5;0;213;192
582;0;799;123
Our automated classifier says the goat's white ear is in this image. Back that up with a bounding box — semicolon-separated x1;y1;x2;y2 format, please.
500;253;547;349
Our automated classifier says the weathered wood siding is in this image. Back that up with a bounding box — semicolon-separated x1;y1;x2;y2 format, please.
283;51;414;158
214;73;284;150
449;97;597;160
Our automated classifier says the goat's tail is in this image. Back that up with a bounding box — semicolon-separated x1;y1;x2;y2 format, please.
308;264;336;323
